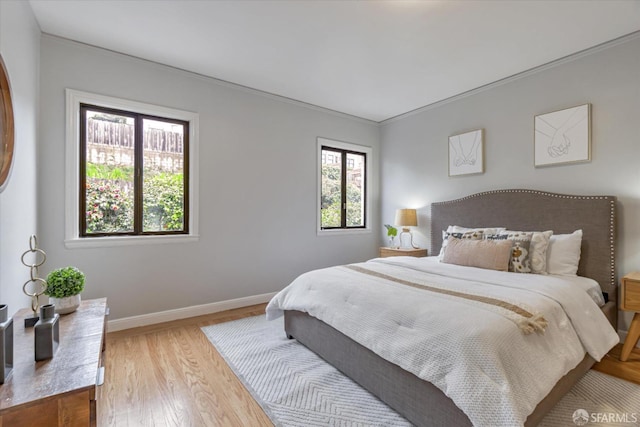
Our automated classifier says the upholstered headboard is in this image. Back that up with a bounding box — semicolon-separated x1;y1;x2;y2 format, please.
430;189;617;323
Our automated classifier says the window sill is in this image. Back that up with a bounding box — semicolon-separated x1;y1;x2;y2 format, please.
64;234;199;249
317;228;372;237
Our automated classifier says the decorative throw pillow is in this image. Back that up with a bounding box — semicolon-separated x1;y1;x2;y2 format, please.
487;232;533;273
529;230;553;274
547;230;583;276
447;225;506;235
439;226;504;259
497;230;553;274
439;229;484;259
441;238;512;271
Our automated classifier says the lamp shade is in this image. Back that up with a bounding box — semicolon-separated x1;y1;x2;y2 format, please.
394;209;417;227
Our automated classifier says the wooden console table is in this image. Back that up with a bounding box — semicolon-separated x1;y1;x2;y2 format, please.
0;298;107;426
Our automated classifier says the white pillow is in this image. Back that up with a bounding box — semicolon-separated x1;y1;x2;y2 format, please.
546;230;582;276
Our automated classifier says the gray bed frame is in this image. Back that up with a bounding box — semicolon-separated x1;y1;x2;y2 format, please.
285;189;618;427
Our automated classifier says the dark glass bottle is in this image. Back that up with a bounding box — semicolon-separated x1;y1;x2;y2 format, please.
0;304;13;383
34;304;59;361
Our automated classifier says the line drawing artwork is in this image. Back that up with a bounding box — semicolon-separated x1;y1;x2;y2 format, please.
535;104;590;167
449;129;483;176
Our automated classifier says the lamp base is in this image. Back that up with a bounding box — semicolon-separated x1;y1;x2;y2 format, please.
399;230;419;249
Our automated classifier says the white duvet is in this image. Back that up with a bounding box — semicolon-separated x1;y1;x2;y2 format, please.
265;256;619;427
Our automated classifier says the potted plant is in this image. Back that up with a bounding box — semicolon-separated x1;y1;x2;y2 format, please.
384;224;398;248
45;266;85;314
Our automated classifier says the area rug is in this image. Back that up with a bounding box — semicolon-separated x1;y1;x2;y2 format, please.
202;315;640;427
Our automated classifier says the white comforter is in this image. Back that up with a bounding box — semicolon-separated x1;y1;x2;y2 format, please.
265;256;619;427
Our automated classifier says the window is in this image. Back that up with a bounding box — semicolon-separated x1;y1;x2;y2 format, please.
80;104;188;236
66;89;199;247
318;137;370;233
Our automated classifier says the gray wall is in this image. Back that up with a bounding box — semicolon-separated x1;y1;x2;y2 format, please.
38;36;380;320
0;1;40;316
380;34;640;332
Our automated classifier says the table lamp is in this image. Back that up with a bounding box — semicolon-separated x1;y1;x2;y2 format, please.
395;208;419;249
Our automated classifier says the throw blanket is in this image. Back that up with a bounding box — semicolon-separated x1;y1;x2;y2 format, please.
266;257;619;427
345;264;548;334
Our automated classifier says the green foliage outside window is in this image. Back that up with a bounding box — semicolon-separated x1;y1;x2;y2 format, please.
346;180;363;227
143;172;184;231
85;180;134;234
321;164;342;227
321;164;363;228
86;163;133;181
85;165;184;233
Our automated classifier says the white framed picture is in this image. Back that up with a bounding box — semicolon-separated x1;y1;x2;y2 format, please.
534;103;591;167
448;129;483;176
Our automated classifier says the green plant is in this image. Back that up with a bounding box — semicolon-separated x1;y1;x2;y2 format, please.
86;179;133;233
143;172;184;231
45;267;85;298
384;224;397;237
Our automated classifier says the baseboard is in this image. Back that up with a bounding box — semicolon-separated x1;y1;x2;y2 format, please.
107;292;277;332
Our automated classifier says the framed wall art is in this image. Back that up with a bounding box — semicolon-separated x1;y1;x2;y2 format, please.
448;128;483;176
534;103;590;167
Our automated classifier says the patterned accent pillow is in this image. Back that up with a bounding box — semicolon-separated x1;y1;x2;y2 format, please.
447;225;506;235
439;230;484;260
487;232;533;273
493;230;553;274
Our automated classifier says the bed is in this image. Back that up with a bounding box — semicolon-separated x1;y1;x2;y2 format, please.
266;189;619;426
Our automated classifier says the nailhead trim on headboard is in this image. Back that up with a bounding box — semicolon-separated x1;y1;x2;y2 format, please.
609;199;616;289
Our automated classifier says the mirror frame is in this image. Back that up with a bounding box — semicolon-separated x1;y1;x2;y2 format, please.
0;54;15;192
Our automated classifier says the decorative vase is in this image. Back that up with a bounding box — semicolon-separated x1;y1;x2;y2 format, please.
51;294;81;315
34;304;59;361
0;304;13;383
388;236;397;248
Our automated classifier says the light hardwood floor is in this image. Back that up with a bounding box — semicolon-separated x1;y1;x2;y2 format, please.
99;304;640;426
593;343;640;385
99;304;272;427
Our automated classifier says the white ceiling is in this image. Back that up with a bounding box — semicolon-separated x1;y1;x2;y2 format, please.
29;0;640;122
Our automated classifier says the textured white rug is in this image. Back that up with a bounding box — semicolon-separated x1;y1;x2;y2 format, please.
202;315;640;427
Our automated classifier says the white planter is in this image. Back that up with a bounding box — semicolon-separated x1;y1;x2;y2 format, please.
50;294;81;314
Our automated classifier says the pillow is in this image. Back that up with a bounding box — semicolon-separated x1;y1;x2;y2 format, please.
439;229;485;259
487;231;533;273
439;226;504;259
441;238;512;271
496;230;553;274
447;225;506;235
547;230;583;276
529;231;553;274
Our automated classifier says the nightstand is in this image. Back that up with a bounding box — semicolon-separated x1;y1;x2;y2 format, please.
620;272;640;361
379;247;428;258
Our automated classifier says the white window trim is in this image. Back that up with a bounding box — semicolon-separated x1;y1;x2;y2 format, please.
317;137;372;236
65;89;199;248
